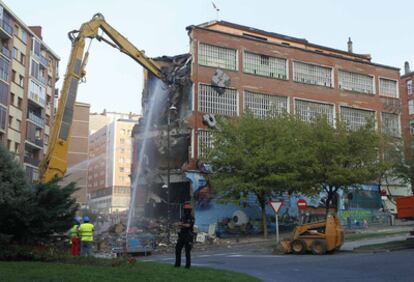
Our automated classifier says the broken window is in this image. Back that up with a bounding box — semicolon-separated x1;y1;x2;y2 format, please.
198;84;238;116
244;90;288;119
244;51;287;79
340;106;375;131
379;78;398;98
407;80;412;96
198;130;213;159
293;61;332;87
381;112;400;137
198;43;237;70
338;70;374;94
409;100;414;115
295;99;334;125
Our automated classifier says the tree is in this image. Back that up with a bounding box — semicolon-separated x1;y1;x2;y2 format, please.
306;117;382;213
206;113;315;238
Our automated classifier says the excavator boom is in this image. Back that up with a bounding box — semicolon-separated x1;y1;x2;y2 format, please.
39;13;163;183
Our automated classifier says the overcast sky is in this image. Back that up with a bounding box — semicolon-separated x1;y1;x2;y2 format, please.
7;0;414;114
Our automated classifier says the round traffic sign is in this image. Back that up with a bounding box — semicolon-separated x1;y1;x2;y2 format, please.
297;199;307;210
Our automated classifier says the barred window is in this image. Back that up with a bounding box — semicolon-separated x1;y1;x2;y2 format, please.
340;106;375;131
295;99;334;125
198;43;237;70
338;70;374;94
407;80;412;96
243;51;287;79
409;100;414;115
293;61;333;87
244;90;288;119
380;78;398;98
198;130;213;159
198;84;238;116
381;112;400;137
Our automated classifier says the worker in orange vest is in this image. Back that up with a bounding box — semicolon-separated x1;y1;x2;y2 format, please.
69;217;81;256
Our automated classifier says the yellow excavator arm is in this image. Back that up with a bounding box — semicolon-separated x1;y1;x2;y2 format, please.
39;13;164;183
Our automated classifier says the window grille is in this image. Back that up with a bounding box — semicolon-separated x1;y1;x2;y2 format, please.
381;112;400;137
244;51;287;79
295;99;334;125
338;70;374;94
244;90;288;119
407;80;412;96
198;130;213;159
198;43;237;70
293;61;332;87
380;78;398;98
409;100;414;115
340;106;375;131
198;84;238;116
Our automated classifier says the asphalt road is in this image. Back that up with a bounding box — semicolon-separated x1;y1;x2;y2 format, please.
145;248;414;282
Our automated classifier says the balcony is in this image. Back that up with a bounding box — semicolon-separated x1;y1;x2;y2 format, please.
25;137;43;149
27;112;44;128
0;46;10;59
0;20;12;39
24;156;40;167
28;90;46;107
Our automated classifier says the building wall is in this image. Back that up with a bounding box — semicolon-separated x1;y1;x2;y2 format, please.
63;102;90;208
0;2;59;182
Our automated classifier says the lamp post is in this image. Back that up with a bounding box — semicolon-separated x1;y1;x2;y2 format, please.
167;104;177;243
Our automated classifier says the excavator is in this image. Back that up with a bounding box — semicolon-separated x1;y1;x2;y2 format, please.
39;13;167;183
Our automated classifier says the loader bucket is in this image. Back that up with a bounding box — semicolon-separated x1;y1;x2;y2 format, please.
279;239;292;254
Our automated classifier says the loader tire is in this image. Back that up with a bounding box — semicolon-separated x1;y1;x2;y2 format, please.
311;239;327;255
291;239;306;255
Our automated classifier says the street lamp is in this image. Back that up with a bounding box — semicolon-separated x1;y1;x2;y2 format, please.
167;104;177;243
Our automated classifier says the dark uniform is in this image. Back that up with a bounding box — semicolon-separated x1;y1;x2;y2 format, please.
174;206;195;268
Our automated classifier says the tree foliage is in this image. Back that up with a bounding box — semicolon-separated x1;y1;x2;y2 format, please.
0;144;78;244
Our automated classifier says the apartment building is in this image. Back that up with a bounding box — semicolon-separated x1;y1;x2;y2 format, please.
401;62;414;148
88;112;140;214
0;2;59;182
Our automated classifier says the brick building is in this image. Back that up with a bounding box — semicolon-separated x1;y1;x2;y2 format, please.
401;62;414;148
0;1;59;182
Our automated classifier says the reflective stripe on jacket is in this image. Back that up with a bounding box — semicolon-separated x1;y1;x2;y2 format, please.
79;223;94;241
69;224;79;238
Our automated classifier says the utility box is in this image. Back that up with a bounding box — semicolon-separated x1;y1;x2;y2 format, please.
396;196;414;219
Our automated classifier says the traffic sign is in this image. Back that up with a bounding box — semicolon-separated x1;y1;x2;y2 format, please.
297;199;308;210
269;201;283;213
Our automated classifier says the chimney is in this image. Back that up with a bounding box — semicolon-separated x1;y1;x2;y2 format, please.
405;61;411;75
29;26;42;40
347;37;353;53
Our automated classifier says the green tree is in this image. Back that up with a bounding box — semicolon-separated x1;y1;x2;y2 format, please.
206;113;314;238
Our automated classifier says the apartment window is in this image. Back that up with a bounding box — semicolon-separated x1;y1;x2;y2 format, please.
410;121;414;135
293;61;333;87
12;47;18;60
15;143;19;154
380;78;398;98
16;119;21;130
244;90;288;119
243;51;287;79
32;39;41;57
11;70;16;83
198;130;213;159
14;24;19;37
0;106;6;131
21;30;27;44
295;99;334;125
10;93;14;106
8;115;12;127
18;75;24;87
198;84;238;116
340;106;375;131
17;97;23;109
407;80;413;96
198;43;237;70
0;57;9;82
20;53;25;65
409;100;414;115
0;81;7;106
31;59;39;79
381;112;400;137
338;70;374;94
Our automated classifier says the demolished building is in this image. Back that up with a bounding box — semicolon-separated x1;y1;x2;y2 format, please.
130;20;405;232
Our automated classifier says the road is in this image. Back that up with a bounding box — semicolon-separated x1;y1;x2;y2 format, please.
145;247;414;282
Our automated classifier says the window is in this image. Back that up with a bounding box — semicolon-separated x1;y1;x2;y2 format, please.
119;167;124;172
11;70;16;83
198;43;237;70
31;59;39;79
18;75;24;87
198;130;213;158
20;53;25;65
121;129;126;135
0;106;6;131
0;57;9;82
338;70;374;94
8;115;12;127
295;99;335;125
10;93;14;106
15;143;19;154
28;80;46;106
198;84;238;116
381;112;400;137
407;80;413;96
32;39;41;57
244;51;287;79
340;106;375;131
380;78;398;98
409;100;414;115
410;121;414;135
17;97;23;109
244;90;288;119
12;47;18;59
21;30;27;44
16;119;21;130
0;81;8;106
293;61;333;87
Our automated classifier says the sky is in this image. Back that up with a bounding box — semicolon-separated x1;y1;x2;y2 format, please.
7;0;414;114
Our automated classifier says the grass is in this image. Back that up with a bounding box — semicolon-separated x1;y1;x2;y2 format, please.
354;240;414;252
345;230;408;241
0;258;259;282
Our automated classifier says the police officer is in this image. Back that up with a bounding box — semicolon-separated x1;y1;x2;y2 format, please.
174;202;195;269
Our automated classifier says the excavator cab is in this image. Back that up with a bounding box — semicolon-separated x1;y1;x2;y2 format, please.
280;214;344;255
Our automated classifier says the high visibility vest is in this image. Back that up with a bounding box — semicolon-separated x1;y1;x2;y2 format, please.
69;224;79;238
79;223;94;242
